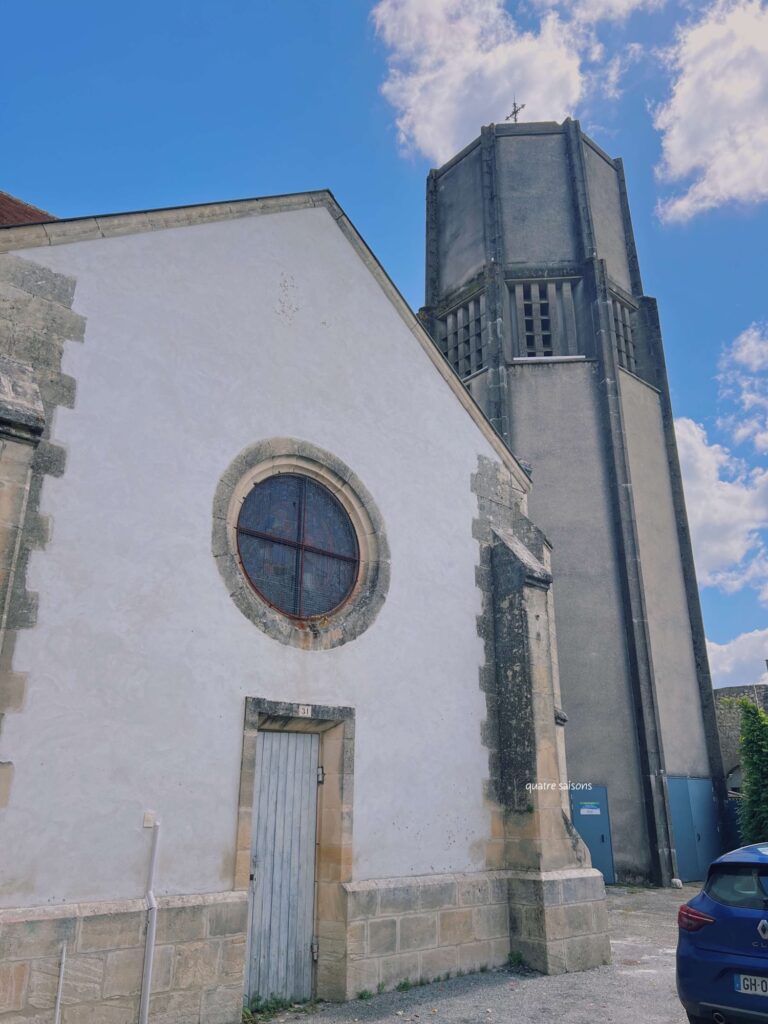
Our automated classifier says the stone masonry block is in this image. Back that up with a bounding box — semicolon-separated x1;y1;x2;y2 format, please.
346;889;377;921
0;915;76;959
77;912;144;953
439;909;474;947
520;936;567;975
490;937;511;964
548;902;597;940
561;874;605;904
317;957;347;1002
473;903;509;940
218;936;246;984
201;984;244;1024
0;254;76;306
147;989;201;1024
102;945;172;998
379;885;419;916
506;876;538;906
380;952;420;988
317;919;346;943
418;881;457;911
458;940;493;972
493;876;512;901
0;672;27;712
6;587;38;630
0;961;28;1013
346;957;379;997
173;940;219;990
592;900;609;934
0;226;51;253
520;904;546;941
399;913;437;952
42;219;102;247
317;883;345;923
156;906;206;944
563;931;611;971
0;761;14;808
206;901;247;937
61;999;137;1024
0;1010;51;1024
458;878;490;906
419;945;458;980
368;918;397;956
28;954;104;1008
347;921;365;958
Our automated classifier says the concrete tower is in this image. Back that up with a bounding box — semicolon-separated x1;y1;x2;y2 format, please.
421;119;725;884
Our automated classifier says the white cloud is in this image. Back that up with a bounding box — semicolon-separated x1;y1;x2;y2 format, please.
731;322;768;373
719;323;768;453
675;417;768;599
654;0;768;222
568;0;663;23
371;0;584;164
707;628;768;688
371;0;667;164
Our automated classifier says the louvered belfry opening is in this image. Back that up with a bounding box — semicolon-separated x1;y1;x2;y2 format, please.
437;293;486;378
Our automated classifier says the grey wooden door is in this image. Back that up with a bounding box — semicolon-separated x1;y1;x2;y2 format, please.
248;731;319;1003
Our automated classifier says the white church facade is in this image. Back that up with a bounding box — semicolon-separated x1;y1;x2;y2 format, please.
0;189;610;1023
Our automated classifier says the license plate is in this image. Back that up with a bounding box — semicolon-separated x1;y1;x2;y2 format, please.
735;974;768;996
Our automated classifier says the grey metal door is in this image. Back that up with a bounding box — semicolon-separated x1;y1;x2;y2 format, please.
668;776;722;881
248;731;319;1004
570;786;616;884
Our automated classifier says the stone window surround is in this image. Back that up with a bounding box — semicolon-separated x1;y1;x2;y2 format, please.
213;438;389;651
234;697;355;1002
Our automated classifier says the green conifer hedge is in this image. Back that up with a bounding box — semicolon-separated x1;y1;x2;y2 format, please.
738;698;768;844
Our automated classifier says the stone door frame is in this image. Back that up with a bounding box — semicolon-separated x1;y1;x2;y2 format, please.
235;697;355;1001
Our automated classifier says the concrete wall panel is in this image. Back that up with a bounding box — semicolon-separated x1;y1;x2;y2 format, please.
506;360;651;879
582;143;631;293
620;370;710;777
436;146;485;297
496;134;578;266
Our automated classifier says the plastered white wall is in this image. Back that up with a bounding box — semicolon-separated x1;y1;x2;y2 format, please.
1;207;503;907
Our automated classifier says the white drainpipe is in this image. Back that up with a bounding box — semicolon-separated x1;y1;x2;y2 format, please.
53;942;67;1024
139;820;161;1024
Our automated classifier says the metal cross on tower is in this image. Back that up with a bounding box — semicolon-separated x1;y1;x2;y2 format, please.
506;99;526;123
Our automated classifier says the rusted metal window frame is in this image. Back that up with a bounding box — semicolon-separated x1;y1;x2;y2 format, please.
236;473;360;621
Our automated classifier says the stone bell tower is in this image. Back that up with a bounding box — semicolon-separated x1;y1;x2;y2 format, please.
421;119;725;884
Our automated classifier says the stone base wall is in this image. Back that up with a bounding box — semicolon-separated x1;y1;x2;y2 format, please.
341;867;610;997
343;873;511;999
507;867;611;973
0;891;247;1024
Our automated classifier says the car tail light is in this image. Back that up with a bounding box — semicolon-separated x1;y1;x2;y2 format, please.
678;904;715;932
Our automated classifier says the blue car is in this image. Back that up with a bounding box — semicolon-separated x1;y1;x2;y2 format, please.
677;843;768;1023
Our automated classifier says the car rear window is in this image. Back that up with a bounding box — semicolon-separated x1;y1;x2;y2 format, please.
705;864;768;910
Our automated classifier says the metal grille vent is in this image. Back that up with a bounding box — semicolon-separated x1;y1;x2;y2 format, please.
612;297;636;373
437;294;486;379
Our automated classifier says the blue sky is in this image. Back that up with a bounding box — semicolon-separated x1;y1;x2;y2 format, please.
3;0;767;686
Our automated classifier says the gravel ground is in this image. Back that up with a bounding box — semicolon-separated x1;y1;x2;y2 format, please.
282;884;700;1024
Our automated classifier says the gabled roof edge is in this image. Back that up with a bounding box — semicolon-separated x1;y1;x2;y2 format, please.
0;189;531;493
320;196;531;495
